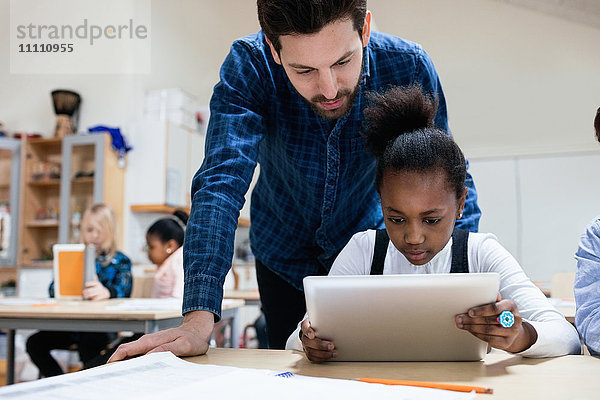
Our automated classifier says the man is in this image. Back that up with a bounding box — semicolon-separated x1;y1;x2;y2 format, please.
111;0;481;360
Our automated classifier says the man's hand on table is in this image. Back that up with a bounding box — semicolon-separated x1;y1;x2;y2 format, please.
108;310;214;362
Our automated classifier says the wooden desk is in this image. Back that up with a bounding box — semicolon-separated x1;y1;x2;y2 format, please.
0;298;244;385
186;348;600;399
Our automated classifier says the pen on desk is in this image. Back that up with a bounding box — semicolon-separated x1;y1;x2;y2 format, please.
357;377;493;394
274;371;294;378
31;303;57;307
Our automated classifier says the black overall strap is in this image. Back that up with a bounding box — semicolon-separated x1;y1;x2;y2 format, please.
371;227;468;274
370;229;390;275
450;227;470;273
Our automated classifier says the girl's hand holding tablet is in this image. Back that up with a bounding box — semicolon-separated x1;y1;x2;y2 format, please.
300;318;338;363
82;280;110;301
455;293;538;353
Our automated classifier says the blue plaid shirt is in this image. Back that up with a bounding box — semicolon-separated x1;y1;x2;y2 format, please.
49;251;132;298
184;31;481;319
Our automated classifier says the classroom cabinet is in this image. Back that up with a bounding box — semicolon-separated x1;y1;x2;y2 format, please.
59;134;125;244
128;119;205;208
18;134;125;270
0;138;21;270
18;137;63;269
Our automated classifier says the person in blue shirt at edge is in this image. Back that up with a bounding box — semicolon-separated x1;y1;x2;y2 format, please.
27;203;132;376
110;0;482;360
574;107;600;356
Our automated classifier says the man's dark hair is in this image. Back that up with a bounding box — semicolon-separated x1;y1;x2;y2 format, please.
363;84;466;200
257;0;367;53
595;107;600;143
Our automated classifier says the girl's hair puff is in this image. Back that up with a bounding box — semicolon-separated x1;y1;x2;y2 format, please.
81;203;118;262
363;84;466;200
147;209;188;247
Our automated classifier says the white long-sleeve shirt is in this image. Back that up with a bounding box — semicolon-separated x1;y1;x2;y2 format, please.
287;230;581;358
151;247;184;299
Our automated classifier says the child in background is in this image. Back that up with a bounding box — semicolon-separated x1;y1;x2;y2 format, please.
574;107;600;356
26;203;132;377
286;85;581;362
146;210;187;299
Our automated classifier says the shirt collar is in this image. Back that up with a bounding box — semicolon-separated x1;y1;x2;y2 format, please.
407;237;453;272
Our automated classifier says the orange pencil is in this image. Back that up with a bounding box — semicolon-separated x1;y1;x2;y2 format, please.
358;377;493;394
31;303;57;307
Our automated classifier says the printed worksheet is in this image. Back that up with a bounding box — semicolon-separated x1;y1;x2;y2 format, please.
0;352;475;400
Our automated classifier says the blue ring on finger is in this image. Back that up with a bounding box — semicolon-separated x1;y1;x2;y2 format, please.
497;310;515;328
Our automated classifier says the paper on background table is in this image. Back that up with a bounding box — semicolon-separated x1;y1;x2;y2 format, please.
104;298;239;310
0;352;475;400
104;298;183;310
0;298;56;306
548;298;576;307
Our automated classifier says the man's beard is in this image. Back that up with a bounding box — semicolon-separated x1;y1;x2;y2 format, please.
300;59;363;120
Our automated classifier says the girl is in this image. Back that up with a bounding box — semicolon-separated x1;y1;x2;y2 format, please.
145;210;187;299
286;85;581;362
26;203;132;376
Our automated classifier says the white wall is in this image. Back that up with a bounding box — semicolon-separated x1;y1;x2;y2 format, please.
470;152;600;281
138;0;259;105
0;2;138;133
3;0;598;150
369;0;600;157
0;0;259;134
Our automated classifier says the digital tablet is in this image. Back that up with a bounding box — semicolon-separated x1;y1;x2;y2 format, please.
303;273;500;361
53;243;86;299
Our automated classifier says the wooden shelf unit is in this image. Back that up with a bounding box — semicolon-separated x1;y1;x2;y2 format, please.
20;261;53;269
27;179;61;187
19;137;62;267
25;219;60;228
18;134;125;270
0;138;21;281
71;177;95;185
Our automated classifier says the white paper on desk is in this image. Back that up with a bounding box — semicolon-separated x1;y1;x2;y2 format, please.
0;352;474;400
161;369;477;400
104;298;239;311
0;298;55;306
104;298;183;310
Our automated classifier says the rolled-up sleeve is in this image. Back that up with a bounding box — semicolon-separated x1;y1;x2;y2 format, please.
183;39;265;320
